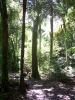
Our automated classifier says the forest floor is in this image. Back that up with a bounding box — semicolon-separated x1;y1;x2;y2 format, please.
25;78;75;100
0;73;75;100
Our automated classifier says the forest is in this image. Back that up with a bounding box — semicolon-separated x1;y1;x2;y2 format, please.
0;0;75;100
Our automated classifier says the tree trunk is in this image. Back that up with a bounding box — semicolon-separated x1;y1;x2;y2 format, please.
1;0;8;92
11;39;16;71
62;18;69;66
50;3;53;64
32;16;40;79
19;0;27;93
38;17;41;67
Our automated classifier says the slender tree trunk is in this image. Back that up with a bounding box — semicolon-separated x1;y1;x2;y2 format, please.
11;39;16;71
0;13;2;46
19;0;27;93
16;32;18;63
32;16;40;79
38;17;41;67
50;3;53;64
1;0;8;92
62;18;69;66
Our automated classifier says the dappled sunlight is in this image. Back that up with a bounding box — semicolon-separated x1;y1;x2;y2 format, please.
33;84;43;88
43;87;54;91
59;83;65;88
57;94;71;100
72;86;75;92
27;89;46;100
27;87;55;100
8;72;75;100
9;73;20;81
25;78;75;100
1;72;74;99
26;85;75;100
58;83;69;90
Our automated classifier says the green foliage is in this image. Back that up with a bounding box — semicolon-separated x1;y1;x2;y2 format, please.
67;8;75;21
39;52;49;66
37;51;50;73
67;46;75;54
5;0;22;72
55;2;67;16
49;72;72;83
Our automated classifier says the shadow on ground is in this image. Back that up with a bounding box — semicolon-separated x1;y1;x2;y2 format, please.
25;78;75;100
0;73;75;100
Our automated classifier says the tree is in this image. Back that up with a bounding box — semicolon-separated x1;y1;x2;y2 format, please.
50;0;53;64
7;0;21;72
32;15;40;79
55;0;75;67
29;0;45;79
55;1;68;66
19;0;27;93
38;16;42;67
0;0;9;92
27;0;42;79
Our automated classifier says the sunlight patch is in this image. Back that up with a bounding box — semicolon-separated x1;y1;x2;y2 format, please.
47;93;54;96
59;83;66;89
27;88;54;100
33;84;43;88
69;94;74;97
43;87;54;91
71;86;75;92
27;89;45;100
27;89;44;95
57;94;71;100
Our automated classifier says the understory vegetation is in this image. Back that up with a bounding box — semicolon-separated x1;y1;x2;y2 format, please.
0;0;75;99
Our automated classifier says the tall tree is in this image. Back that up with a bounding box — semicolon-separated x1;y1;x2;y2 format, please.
50;0;53;63
0;0;9;92
32;15;40;79
38;16;42;67
37;0;42;58
19;0;27;93
31;0;43;79
55;0;75;66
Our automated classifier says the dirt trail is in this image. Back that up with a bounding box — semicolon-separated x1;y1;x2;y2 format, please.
1;73;75;100
25;78;75;100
